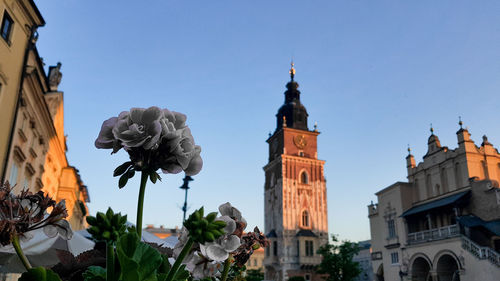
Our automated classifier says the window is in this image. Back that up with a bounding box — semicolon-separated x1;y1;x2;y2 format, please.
390;252;399;264
305;240;314;256
426;174;432;197
9;162;18;186
388;219;396;238
1;11;13;43
23;177;30;191
273;241;277;256
253;259;257;266
300;171;309;184
304;274;311;281
302;210;309;227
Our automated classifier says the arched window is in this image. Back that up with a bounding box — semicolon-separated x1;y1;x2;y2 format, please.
426;174;433;198
413;179;421;201
302;210;309;227
455;163;462;189
300;171;309;184
441;168;448;193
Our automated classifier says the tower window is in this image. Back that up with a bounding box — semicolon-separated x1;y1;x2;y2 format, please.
273;241;278;256
1;11;13;44
302;210;309;227
305;240;314;256
300;171;309;184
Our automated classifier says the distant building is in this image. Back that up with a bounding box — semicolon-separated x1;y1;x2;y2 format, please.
247;247;265;271
353;240;373;281
368;124;500;281
0;0;89;230
144;225;180;239
263;65;328;281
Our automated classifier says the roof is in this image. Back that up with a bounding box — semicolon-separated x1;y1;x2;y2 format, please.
401;190;470;217
458;215;500;236
295;229;317;237
266;229;277;238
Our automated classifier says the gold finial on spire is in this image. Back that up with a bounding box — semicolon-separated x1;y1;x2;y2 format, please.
407;144;411;155
430;123;434;135
283;116;287;127
458;116;463;129
289;61;296;81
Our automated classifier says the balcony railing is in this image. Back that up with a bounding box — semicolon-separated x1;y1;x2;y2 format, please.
461;235;500;267
407;224;459;244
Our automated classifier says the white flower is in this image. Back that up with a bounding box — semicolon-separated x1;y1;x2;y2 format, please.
200;234;241;262
112;107;163;150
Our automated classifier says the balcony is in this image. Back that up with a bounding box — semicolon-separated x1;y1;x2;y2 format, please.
407;224;459;244
461;236;500;267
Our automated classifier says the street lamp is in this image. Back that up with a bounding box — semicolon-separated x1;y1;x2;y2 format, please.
179;175;193;223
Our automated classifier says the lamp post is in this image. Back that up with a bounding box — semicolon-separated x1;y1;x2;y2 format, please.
179;175;193;223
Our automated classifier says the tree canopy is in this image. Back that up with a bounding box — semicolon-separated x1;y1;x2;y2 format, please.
316;235;362;281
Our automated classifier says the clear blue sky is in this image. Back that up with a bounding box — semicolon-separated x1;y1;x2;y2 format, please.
35;1;500;242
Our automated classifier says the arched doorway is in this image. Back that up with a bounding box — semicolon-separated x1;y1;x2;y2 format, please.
436;254;460;281
375;264;384;281
411;257;431;281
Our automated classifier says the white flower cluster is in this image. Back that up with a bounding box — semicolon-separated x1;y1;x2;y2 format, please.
95;106;202;175
173;203;246;279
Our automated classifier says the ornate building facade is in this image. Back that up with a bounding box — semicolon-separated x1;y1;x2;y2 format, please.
368;123;500;281
0;0;44;180
263;65;328;281
0;0;89;231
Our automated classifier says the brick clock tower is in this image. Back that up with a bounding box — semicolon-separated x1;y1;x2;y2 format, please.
263;64;328;281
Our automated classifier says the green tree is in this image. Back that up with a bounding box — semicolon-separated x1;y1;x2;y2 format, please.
246;269;264;281
288;276;306;281
316;235;361;281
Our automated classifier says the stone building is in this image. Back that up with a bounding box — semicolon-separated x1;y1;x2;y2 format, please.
368;123;500;281
263;64;328;281
0;0;44;181
352;240;373;281
0;0;89;230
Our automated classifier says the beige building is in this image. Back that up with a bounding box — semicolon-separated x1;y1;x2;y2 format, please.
0;0;44;181
0;0;89;231
247;247;265;271
368;123;500;281
263;67;328;281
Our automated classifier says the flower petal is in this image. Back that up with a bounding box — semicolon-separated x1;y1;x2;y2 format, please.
216;215;236;235
205;244;229;262
222;235;240;252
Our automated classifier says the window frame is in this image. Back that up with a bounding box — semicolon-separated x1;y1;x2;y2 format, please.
1;10;14;44
390;252;399;265
387;219;396;239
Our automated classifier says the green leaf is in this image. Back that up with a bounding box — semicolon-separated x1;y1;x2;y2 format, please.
114;161;132;177
149;171;158;184
18;267;62;281
82;266;106;281
119;172;129;189
116;232;163;281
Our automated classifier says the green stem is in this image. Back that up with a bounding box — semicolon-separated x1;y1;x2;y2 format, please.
12;235;31;271
136;171;149;238
106;242;115;281
165;237;194;281
220;256;232;281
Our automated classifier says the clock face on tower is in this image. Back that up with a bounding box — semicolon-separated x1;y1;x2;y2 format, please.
293;134;308;149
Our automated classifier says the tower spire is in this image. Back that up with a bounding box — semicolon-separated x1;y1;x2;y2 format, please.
289;61;296;81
